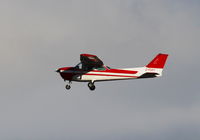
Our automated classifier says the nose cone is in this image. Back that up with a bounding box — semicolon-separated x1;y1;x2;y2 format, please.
56;69;60;73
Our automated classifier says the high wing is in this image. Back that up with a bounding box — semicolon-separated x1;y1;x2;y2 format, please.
80;54;104;69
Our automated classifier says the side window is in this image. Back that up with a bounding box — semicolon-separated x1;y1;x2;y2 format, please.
98;67;106;71
93;67;106;71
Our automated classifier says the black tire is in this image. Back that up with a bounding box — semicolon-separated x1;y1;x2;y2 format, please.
89;85;95;91
65;85;71;90
88;82;95;91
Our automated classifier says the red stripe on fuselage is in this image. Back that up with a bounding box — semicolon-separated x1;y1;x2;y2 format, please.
92;69;137;74
84;73;138;78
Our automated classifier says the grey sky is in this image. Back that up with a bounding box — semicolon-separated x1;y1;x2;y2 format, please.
0;0;200;140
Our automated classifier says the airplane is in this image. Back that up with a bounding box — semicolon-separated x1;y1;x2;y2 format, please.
56;53;168;91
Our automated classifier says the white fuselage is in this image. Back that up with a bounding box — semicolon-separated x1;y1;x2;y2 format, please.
70;67;162;82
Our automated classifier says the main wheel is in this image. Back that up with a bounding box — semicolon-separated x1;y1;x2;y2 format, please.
65;84;71;90
88;82;96;91
89;85;95;91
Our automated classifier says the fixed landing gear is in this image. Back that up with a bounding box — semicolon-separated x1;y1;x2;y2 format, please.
65;84;71;90
65;81;71;90
64;81;96;91
88;82;95;91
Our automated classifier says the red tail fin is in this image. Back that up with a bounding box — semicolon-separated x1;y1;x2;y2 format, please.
146;53;168;69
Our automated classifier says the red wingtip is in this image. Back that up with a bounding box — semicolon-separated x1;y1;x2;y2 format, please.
146;53;169;69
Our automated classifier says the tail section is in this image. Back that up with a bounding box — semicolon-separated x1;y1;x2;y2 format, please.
139;53;168;78
146;53;168;69
123;53;168;78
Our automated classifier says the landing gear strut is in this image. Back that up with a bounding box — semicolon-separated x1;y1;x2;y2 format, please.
65;81;71;90
88;82;95;91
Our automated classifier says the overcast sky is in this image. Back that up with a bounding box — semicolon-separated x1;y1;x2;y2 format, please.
0;0;200;140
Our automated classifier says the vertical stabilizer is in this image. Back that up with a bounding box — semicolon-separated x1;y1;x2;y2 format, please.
139;53;169;78
146;53;168;69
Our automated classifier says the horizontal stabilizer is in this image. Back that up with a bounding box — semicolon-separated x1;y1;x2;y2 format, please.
139;73;159;78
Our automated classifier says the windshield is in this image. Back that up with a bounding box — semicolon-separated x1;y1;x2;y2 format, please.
75;62;91;70
75;62;82;69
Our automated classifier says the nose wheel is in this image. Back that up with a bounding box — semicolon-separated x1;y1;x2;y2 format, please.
65;81;72;90
65;84;71;90
88;82;95;91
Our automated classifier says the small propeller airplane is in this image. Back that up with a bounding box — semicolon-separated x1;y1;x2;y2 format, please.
56;53;168;90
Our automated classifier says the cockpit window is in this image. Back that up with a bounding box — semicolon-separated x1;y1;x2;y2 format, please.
75;62;93;71
75;62;82;69
75;62;108;71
